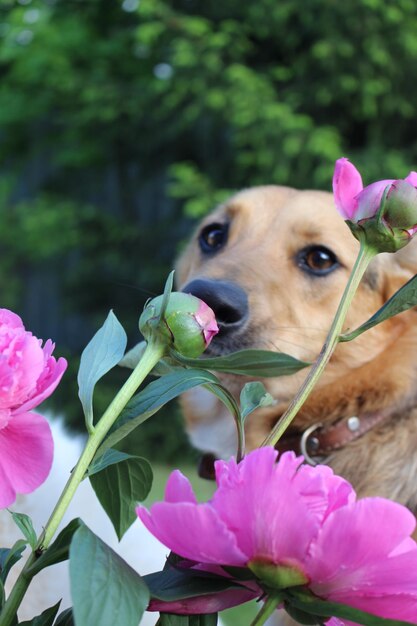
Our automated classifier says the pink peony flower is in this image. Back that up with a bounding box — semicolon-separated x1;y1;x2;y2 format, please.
0;309;67;508
137;447;417;624
333;158;417;253
333;157;417;223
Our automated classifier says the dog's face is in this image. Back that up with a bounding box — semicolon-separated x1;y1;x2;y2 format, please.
176;186;416;458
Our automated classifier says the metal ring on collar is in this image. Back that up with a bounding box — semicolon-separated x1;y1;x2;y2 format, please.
300;422;323;466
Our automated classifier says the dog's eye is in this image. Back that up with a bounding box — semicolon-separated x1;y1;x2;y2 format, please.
199;222;228;253
297;246;340;276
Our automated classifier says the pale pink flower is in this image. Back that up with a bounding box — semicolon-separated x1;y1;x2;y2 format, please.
138;447;417;624
0;309;67;508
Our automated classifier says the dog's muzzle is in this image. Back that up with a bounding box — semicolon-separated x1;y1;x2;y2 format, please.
181;278;249;338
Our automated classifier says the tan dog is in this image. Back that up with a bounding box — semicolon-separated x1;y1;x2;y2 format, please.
176;185;417;513
176;185;417;625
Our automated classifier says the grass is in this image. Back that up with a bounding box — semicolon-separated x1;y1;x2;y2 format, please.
144;463;216;506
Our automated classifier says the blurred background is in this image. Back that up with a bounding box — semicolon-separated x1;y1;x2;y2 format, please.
1;0;417;463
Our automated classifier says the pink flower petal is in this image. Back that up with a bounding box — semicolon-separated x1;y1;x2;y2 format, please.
0;411;53;508
0;361;14;405
211;450;322;566
332;158;363;220
308;498;417;598
16;356;67;414
333;594;417;623
0;461;17;509
354;180;394;221
0;309;22;330
405;171;417;187
195;301;219;347
324;595;417;625
137;502;247;565
293;462;355;522
164;470;197;504
0;332;45;410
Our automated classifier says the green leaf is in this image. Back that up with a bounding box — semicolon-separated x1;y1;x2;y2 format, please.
27;519;81;577
144;567;245;602
203;382;245;459
0;540;27;584
158;614;218;626
170;349;310;377
87;449;133;477
286;588;415;626
340;273;417;342
77;310;127;430
221;566;257;582
69;524;149;626
90;456;152;540
53;608;74;626
0;577;4;609
96;368;236;457
158;270;175;322
240;382;275;421
9;511;37;550
19;601;61;626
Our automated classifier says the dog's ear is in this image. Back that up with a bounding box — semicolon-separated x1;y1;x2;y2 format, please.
381;238;417;300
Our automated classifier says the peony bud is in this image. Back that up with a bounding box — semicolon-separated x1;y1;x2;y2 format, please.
139;292;218;358
380;179;417;230
333;158;417;252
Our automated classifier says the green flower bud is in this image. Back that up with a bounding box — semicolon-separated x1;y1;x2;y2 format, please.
378;179;417;228
139;292;218;358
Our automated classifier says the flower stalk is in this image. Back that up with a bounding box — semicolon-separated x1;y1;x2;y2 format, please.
250;595;282;626
0;340;165;626
262;239;376;448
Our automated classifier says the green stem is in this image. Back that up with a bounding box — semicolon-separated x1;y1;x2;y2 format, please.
250;595;281;626
262;241;376;448
0;341;164;626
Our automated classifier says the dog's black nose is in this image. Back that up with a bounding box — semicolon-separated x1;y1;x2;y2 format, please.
182;279;249;335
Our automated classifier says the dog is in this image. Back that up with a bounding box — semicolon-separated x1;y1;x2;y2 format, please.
176;185;417;623
176;184;417;509
176;184;417;622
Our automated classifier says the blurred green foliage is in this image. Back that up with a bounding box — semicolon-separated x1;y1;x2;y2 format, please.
1;0;417;459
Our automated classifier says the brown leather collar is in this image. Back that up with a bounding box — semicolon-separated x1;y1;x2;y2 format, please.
274;410;391;465
198;410;391;479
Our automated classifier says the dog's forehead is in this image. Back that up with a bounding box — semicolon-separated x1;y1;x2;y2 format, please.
226;185;298;213
217;186;346;237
